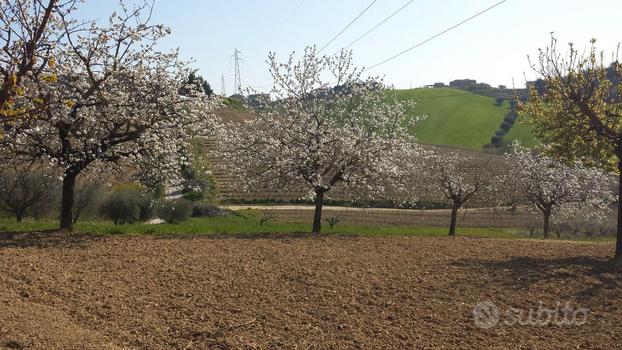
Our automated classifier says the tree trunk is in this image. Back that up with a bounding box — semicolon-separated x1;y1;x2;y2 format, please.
542;207;551;239
448;204;459;236
616;158;622;259
59;172;77;231
312;188;325;234
15;211;23;223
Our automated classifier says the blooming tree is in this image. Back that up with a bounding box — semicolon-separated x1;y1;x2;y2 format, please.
520;36;622;257
1;1;217;230
508;146;613;238
221;47;419;233
550;203;613;238
0;0;78;123
417;149;493;236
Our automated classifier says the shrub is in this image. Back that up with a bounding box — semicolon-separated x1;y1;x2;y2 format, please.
137;193;155;221
182;190;203;202
100;191;141;225
72;181;106;224
504;113;517;123
191;204;232;217
491;135;503;145
500;121;512;130
0;171;59;222
156;199;193;223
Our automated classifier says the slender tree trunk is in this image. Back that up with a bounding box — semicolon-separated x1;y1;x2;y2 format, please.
542;207;551;239
448;203;459;236
59;171;77;231
616;157;622;259
312;188;325;234
15;211;23;223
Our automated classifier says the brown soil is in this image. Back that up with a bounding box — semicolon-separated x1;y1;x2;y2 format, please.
0;233;620;349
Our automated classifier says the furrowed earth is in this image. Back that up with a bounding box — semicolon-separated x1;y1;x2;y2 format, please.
0;233;620;349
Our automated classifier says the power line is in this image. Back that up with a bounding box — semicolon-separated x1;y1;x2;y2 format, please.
363;0;508;72
271;0;306;34
341;0;415;51
318;0;378;53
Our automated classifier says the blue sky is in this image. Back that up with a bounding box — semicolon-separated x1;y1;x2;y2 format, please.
79;0;620;93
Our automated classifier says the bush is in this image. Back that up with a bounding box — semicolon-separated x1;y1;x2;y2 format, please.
491;135;502;145
500;121;513;130
137;193;155;221
191;204;232;217
504;113;517;123
495;129;507;137
72;181;106;223
182;190;203;202
100;190;141;225
156;199;193;223
0;171;60;222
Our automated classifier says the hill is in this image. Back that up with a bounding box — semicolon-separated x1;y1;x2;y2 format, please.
389;88;537;150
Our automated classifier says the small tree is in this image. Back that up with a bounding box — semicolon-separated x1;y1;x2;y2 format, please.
101;190;141;225
520;36;622;257
222;47;419;233
0;168;59;222
508;146;613;239
72;181;105;224
183;72;214;97
420;150;490;236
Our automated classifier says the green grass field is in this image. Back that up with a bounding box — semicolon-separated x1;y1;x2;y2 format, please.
1;211;614;242
388;88;537;150
0;212;524;239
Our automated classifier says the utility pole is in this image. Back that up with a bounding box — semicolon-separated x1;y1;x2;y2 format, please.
220;73;226;96
233;48;242;95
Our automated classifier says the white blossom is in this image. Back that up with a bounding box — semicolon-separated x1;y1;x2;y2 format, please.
218;47;421;232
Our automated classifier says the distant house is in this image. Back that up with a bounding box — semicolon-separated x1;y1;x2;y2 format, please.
247;93;271;108
449;79;477;89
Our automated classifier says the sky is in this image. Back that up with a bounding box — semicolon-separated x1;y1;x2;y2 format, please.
78;0;621;93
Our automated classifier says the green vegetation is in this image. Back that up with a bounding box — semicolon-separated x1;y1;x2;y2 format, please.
0;211;612;242
223;97;246;111
388;88;537;150
504;118;539;148
0;212;520;238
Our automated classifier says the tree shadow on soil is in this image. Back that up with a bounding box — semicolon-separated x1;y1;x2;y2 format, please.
0;230;104;249
451;256;622;300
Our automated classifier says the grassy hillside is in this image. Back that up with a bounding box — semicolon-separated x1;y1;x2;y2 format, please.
389;88;536;150
504;115;539;148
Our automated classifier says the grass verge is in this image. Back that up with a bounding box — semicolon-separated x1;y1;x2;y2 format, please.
0;210;614;242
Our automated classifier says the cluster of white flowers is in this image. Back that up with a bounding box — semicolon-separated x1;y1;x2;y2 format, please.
2;2;217;186
507;145;614;237
220;47;421;202
419;150;491;208
0;1;218;228
217;47;423;231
